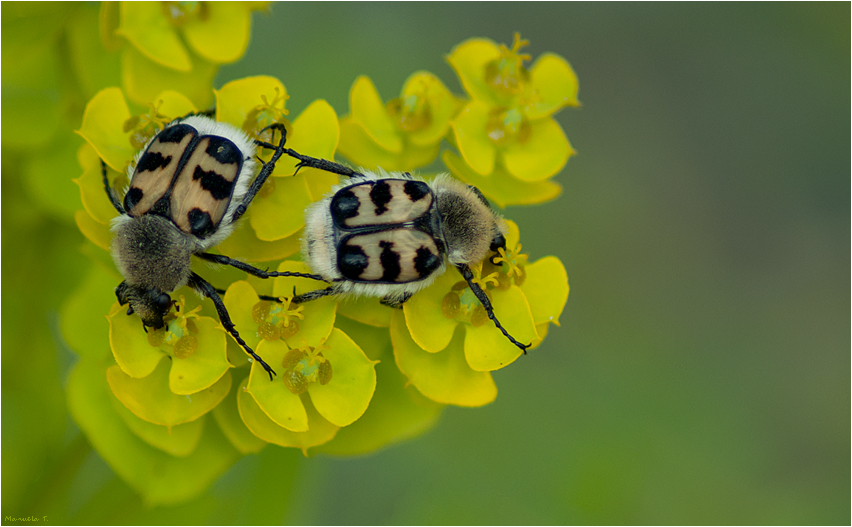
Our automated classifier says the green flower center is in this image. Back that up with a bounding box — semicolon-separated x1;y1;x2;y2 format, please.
123;101;172;150
440;265;499;328
387;84;432;132
243;88;291;147
162;1;208;26
146;296;201;359
484;32;531;96
281;340;333;394
252;296;305;341
485;107;531;146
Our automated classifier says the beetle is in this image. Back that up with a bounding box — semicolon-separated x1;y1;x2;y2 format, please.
103;114;325;379
264;149;530;353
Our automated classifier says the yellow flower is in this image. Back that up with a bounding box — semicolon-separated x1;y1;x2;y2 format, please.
391;220;566;406
446;33;580;205
338;73;463;171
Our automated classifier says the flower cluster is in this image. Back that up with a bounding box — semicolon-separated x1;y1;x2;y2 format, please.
63;31;573;505
338;32;579;207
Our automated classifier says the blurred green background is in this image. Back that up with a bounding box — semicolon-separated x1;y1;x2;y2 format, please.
2;2;849;524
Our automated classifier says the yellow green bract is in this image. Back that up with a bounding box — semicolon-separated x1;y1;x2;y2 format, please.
56;26;573;505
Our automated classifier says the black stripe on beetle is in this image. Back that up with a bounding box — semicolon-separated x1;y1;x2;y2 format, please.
403;180;429;202
369;180;392;215
136;151;172;174
338;243;369;280
205;136;242;164
188;208;214;237
156;123;195;143
124;187;144;211
414;246;442;279
192;166;233;200
331;189;360;222
379;240;401;282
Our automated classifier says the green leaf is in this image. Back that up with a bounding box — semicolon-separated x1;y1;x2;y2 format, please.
212;372;267;455
107;357;232;428
111;396;204;457
60;263;119;361
67;360;240;506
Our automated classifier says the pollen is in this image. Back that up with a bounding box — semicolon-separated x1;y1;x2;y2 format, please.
470;305;489;327
173;334;198;359
147;327;166;347
254;296;305;341
282;369;308;395
257;321;280;340
280;340;333;393
442;292;461;319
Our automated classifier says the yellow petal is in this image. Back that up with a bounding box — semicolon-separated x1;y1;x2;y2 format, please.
442;151;561;207
338;118;439;171
182;2;250;64
223;280;262;352
151;89;198;119
403;268;461;353
336;296;393;328
391;311;496;407
75;159;119;225
122;46;216;109
248;173;311;240
446;38;503;106
75;87;133;173
502;117;573;182
272;261;337;348
524;53;580;119
215;75;288;129
278;99;340;178
108;302;164;379
402;71;462;147
117;2;191;71
246;339;308;432
464;286;538;372
169;317;231;395
519;256;569;326
451;101;496;176
237;377;338;454
212;375;267;454
75;209;113;252
309;329;378;427
215;222;302;262
312;351;442;456
349;76;402;153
